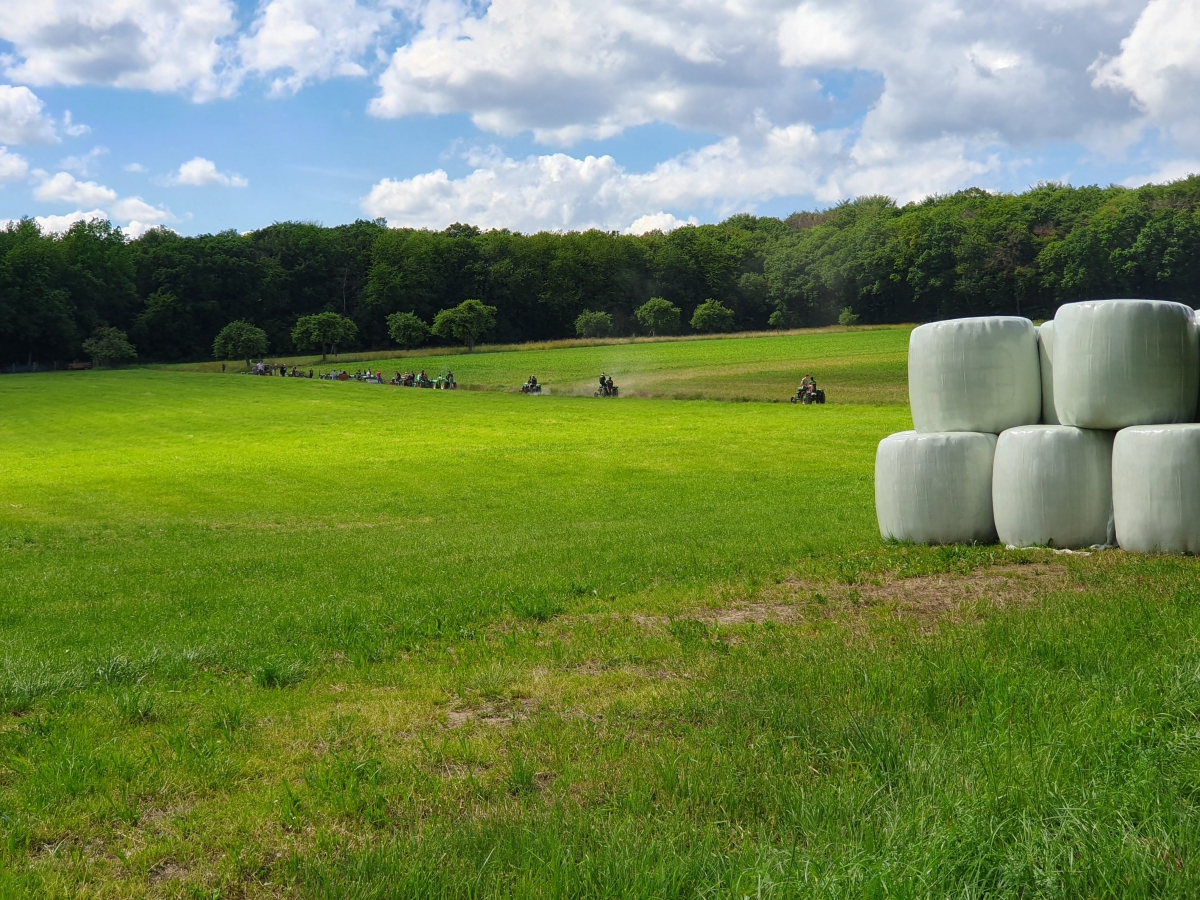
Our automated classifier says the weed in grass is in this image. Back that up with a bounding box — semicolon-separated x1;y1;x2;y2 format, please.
252;659;305;689
509;593;566;623
111;687;155;722
507;752;537;796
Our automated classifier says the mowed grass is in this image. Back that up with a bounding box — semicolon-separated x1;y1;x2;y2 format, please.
0;337;1198;897
182;326;912;404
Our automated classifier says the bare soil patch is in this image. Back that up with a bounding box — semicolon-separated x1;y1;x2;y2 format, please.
690;561;1080;628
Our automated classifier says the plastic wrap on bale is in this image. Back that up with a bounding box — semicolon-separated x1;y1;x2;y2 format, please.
992;425;1114;549
908;317;1041;434
1037;321;1059;425
1112;424;1200;554
1052;299;1199;429
875;431;997;545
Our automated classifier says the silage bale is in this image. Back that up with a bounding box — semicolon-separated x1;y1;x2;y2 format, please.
992;425;1113;549
876;431;997;544
909;317;1041;434
1112;424;1200;554
1038;320;1059;425
1052;299;1199;429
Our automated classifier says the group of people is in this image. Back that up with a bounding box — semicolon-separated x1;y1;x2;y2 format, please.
391;369;457;389
792;373;826;404
250;362;313;378
520;375;541;393
319;369;384;382
596;373;618;397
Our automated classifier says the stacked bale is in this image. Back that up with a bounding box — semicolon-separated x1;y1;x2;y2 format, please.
875;317;1039;544
876;299;1200;552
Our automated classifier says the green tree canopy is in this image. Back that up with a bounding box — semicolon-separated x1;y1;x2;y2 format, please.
291;312;357;360
689;298;735;333
213;320;269;367
634;297;681;336
431;299;497;351
574;309;613;338
82;326;137;366
386;311;430;349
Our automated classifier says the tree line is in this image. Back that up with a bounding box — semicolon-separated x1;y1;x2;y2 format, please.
4;176;1200;366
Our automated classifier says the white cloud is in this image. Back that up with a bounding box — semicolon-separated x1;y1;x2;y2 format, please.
62;111;91;137
362;122;998;232
25;171;174;234
371;0;1146;150
0;0;239;101
170;156;248;187
626;212;699;235
124;162;148;173
110;197;175;235
1093;0;1200;149
33;209;108;234
33;171;118;207
0;147;29;183
1121;158;1200;187
60;146;108;176
0;84;58;144
239;0;393;95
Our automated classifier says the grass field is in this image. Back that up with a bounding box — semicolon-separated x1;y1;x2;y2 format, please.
2;332;1200;898
178;326;912;404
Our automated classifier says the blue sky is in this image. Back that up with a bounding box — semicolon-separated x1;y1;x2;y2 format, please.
1;0;1197;236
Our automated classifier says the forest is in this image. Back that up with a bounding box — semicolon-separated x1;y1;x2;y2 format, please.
4;176;1200;366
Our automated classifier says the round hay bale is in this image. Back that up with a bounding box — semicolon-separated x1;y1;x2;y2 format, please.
909;317;1041;434
1052;299;1199;429
1038;320;1059;425
992;425;1113;549
876;431;997;544
1113;424;1200;554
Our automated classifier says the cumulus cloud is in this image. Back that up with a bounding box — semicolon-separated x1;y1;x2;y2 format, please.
32;209;108;234
626;213;699;235
25;170;174;234
62;111;90;137
33;172;118;207
371;0;1145;150
0;147;29;183
110;197;175;236
60;146;108;177
0;84;58;144
0;0;239;101
239;0;393;95
1121;158;1200;187
170;156;248;187
362;123;997;232
1093;0;1200;148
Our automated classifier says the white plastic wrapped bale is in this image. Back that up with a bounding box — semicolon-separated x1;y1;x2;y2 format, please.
876;431;997;544
1052;299;1199;429
1112;424;1200;554
992;426;1113;549
1037;321;1059;425
908;317;1041;434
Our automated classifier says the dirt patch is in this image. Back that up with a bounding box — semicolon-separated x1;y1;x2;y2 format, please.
149;860;188;883
687;562;1080;628
443;698;535;730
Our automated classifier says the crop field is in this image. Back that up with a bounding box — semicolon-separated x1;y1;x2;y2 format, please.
180;326;912;404
2;331;1200;898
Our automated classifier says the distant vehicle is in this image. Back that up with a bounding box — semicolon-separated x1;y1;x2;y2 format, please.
790;384;825;404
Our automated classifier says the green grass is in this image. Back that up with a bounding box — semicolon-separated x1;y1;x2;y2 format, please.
179;326;912;404
1;333;1199;898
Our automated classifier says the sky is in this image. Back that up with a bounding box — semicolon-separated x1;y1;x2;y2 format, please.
0;0;1198;237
